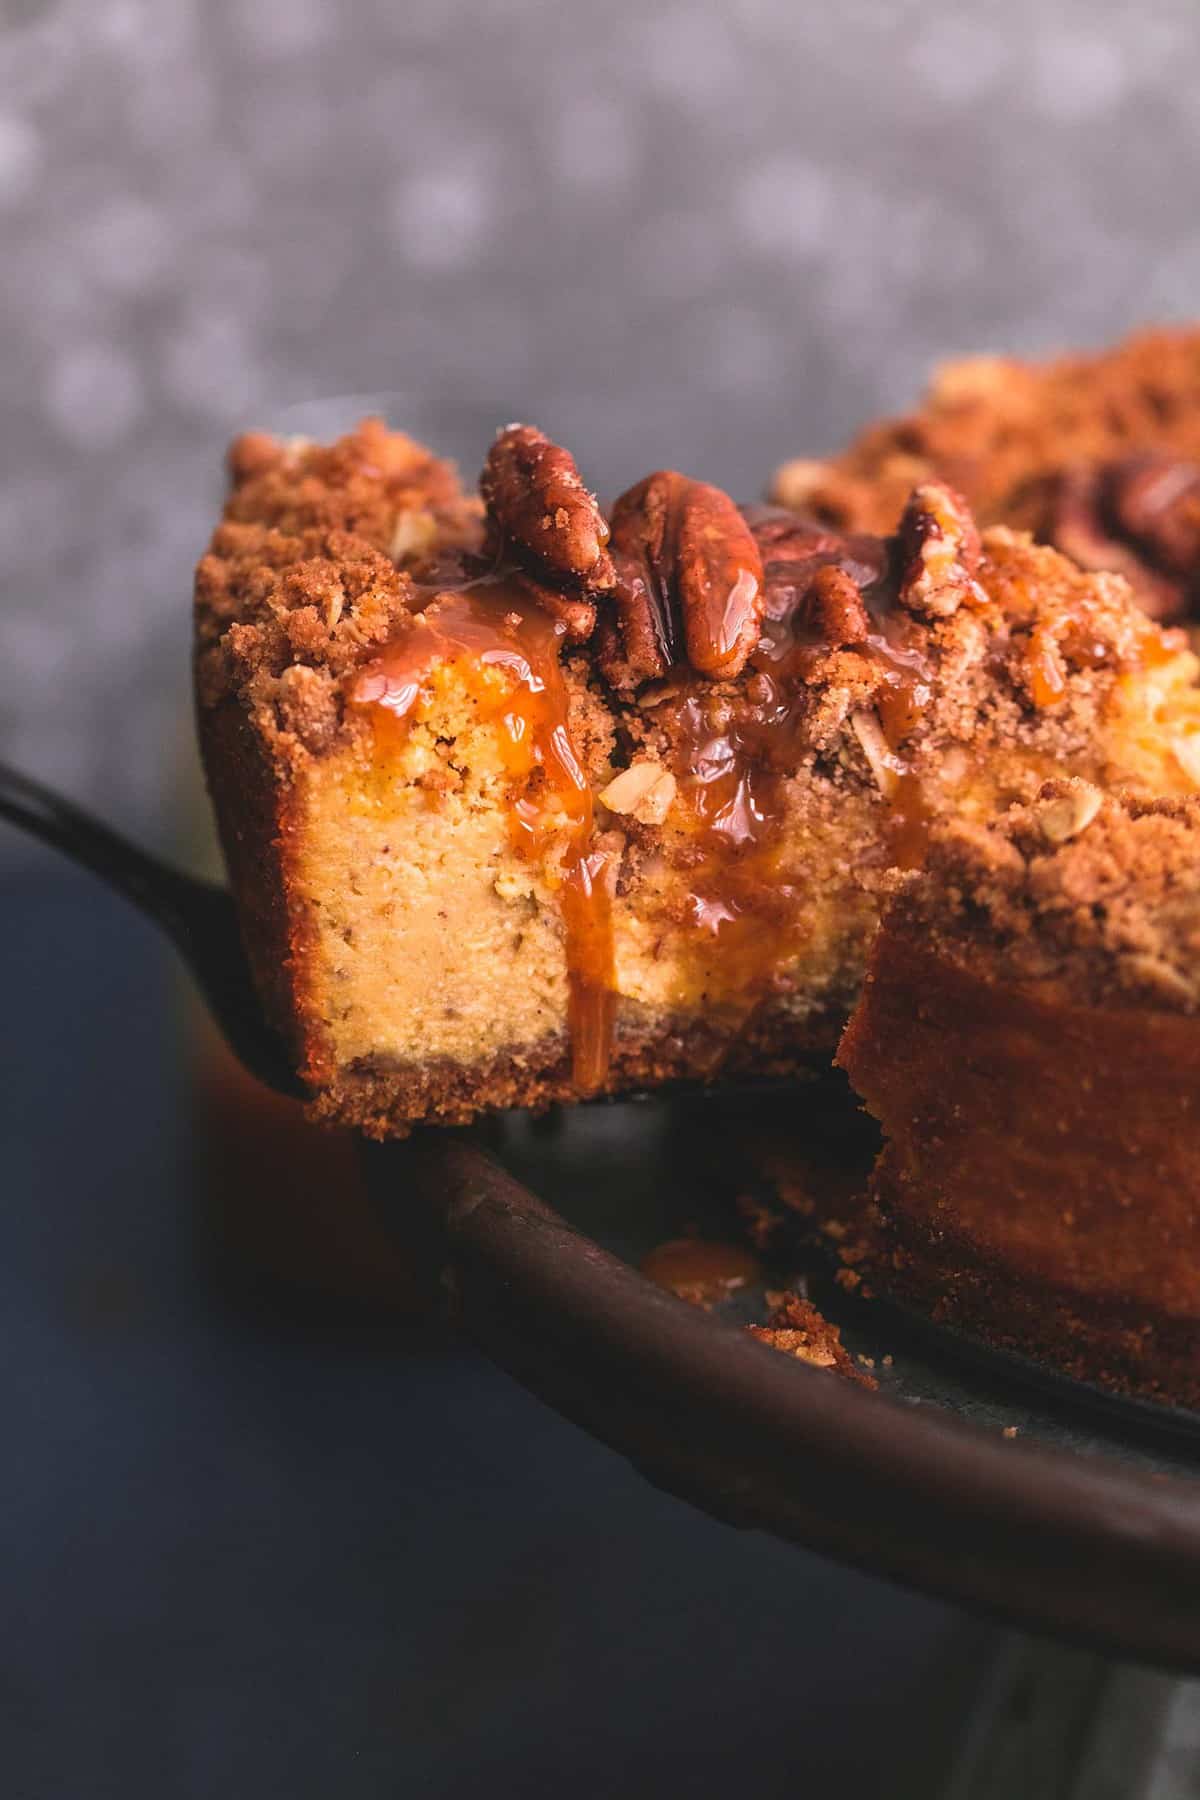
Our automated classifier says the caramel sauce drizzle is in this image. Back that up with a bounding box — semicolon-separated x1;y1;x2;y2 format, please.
865;612;937;868
349;573;615;1092
1024;604;1182;708
640;1236;762;1305
667;533;937;992
343;501;1186;1095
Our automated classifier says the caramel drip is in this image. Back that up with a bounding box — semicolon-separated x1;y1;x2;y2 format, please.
670;672;800;1004
668;543;936;993
882;772;934;869
665;553;842;992
1023;608;1183;708
867;617;937;867
349;577;614;1092
640;1237;762;1305
559;846;616;1093
1025;622;1070;707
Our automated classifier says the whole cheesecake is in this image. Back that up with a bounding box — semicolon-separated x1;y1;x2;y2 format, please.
195;420;1200;1136
839;781;1200;1405
773;325;1200;623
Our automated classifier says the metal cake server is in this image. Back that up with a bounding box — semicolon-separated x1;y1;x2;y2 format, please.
0;760;302;1099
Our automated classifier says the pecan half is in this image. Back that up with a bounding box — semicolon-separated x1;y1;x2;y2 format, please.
896;481;982;619
677;480;765;678
743;506;888;649
602;471;765;687
604;471;680;685
808;563;870;646
1046;466;1182;621
1109;454;1200;577
481;424;615;594
508;570;598;643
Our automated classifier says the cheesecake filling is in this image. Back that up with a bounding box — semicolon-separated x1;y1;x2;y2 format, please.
350;574;615;1091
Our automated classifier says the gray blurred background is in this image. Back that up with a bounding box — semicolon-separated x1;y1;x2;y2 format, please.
4;0;1200;856
4;10;1200;1790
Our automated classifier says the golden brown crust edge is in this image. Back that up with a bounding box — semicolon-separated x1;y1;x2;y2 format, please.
312;1004;843;1139
195;696;320;1081
194;421;483;772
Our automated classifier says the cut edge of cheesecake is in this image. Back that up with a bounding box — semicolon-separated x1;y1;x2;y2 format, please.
838;781;1200;1405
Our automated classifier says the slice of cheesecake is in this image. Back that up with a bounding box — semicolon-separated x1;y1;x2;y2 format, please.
772;325;1200;622
838;782;1200;1404
195;419;1200;1136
